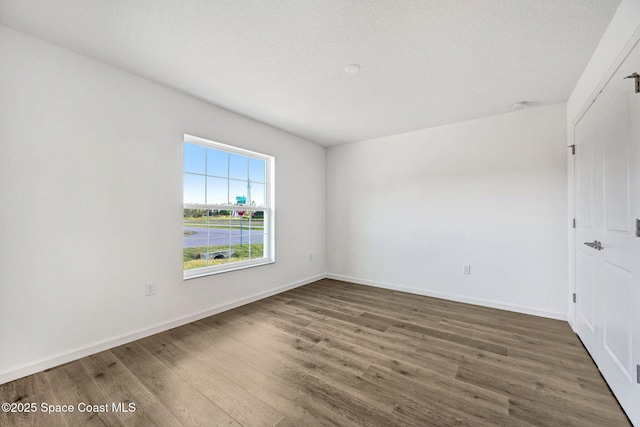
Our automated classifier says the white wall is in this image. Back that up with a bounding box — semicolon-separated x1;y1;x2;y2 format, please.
326;103;568;319
0;25;326;383
566;0;640;328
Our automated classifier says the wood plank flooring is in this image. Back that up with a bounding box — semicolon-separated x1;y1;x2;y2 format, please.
0;279;631;426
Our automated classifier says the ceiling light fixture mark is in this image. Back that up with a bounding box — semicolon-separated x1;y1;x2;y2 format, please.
511;101;528;110
344;64;361;74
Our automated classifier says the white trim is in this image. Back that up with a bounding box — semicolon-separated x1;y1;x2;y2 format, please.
567;25;640;331
184;204;266;210
184;133;274;160
568;132;577;331
572;27;640;126
326;273;567;321
567;24;640;425
0;274;324;385
184;259;275;279
183;134;275;279
0;271;571;385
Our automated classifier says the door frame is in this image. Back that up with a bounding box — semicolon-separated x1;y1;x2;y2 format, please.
568;26;640;330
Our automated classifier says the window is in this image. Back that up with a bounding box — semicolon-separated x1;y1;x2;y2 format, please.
183;134;274;278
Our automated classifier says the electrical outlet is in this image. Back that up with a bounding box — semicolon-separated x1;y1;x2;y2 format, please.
145;282;156;296
463;265;471;275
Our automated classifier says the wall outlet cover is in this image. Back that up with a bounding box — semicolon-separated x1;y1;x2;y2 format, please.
145;282;156;296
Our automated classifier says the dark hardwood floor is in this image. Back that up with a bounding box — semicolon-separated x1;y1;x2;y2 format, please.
0;279;631;426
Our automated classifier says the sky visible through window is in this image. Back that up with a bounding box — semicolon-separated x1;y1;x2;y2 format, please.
183;141;270;274
183;143;266;206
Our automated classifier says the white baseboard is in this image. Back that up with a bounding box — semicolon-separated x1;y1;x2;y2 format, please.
325;273;567;321
1;271;569;385
0;274;324;385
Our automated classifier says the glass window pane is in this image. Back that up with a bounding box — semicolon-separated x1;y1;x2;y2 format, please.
249;183;265;207
249;158;266;183
248;241;264;260
184;209;208;270
184;173;205;204
206;177;228;205
229;153;248;180
184;143;206;174
210;208;232;218
207;148;228;177
183;136;273;277
249;211;265;260
207;223;232;266
229;180;249;205
251;210;264;221
224;209;247;264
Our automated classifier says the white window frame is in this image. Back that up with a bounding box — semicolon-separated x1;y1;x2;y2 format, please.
183;134;275;279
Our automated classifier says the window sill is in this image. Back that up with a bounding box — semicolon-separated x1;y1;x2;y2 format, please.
183;259;275;280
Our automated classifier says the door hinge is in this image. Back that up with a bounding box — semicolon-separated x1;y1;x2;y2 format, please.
636;219;639;237
568;144;576;155
572;218;576;229
573;293;576;303
624;72;640;93
637;364;640;384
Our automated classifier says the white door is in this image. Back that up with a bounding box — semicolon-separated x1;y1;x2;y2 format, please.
574;40;640;424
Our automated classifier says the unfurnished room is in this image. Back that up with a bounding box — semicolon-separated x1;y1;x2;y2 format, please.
0;1;639;426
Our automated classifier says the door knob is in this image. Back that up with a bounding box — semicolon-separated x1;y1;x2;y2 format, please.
584;240;603;250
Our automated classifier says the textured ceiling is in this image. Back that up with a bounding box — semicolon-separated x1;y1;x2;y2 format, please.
0;0;621;146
